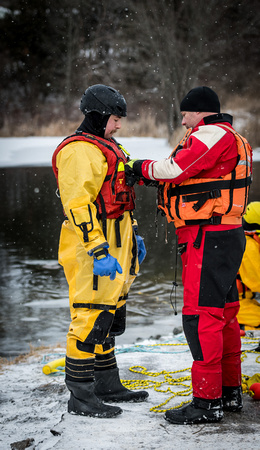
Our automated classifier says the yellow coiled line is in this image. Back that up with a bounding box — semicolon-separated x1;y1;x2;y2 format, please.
121;339;260;413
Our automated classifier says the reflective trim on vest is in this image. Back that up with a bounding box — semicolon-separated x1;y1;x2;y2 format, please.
158;125;252;228
52;132;136;219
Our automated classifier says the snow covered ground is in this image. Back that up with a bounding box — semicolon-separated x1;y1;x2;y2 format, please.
1;330;260;450
0;136;260;168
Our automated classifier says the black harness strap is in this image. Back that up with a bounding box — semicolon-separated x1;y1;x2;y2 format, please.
98;193;107;239
73;303;117;311
183;189;221;212
115;215;124;247
188;217;223;249
130;228;138;275
185;216;222;227
93;194;106;292
70;207;94;243
193;226;204;249
93;275;98;291
169;177;251;198
73;294;128;311
93;214;124;291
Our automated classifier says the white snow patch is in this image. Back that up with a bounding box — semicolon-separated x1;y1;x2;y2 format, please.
0;137;171;168
0;136;259;168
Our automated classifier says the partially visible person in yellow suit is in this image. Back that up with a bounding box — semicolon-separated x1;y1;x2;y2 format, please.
52;85;148;418
237;201;260;351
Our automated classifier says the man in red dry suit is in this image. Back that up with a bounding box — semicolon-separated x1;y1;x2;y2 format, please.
125;86;252;424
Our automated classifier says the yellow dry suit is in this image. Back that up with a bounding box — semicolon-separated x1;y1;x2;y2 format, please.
237;233;260;329
53;136;139;361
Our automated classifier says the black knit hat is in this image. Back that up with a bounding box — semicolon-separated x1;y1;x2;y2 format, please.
180;86;220;113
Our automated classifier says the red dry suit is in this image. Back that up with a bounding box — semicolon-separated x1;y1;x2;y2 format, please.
137;113;252;400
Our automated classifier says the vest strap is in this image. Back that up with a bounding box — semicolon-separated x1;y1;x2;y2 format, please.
169;176;251;198
183;188;221;212
184;216;242;227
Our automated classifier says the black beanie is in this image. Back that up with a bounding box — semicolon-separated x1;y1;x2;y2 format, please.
180;86;220;113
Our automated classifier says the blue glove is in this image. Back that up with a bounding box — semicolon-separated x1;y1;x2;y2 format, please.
136;234;146;265
93;253;123;281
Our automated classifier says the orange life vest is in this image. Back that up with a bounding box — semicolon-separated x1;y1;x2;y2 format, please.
52;132;136;220
158;125;252;228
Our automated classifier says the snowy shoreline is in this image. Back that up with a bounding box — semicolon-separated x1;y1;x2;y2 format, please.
0;136;260;168
0;136;171;167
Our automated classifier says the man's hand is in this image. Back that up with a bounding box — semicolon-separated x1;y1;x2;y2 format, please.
125;159;138;187
93;248;122;281
125;159;155;187
133;224;146;265
135;234;146;264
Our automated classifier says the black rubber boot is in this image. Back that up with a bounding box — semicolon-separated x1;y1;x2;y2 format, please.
94;367;149;402
222;386;243;412
66;380;122;418
164;397;223;425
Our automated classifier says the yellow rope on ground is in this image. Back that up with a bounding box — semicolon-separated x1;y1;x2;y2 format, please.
121;340;260;414
121;363;192;413
241;346;260;392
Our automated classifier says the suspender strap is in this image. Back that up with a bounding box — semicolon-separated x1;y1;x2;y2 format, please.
93;275;98;291
115;215;124;247
93;194;106;291
193;226;203;249
191;217;222;249
130;228;138;275
98;193;107;239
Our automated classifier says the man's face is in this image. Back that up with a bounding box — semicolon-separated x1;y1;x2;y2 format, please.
181;111;202;129
104;115;122;139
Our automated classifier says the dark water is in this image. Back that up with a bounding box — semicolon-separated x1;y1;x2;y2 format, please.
0;163;259;357
0;168;181;356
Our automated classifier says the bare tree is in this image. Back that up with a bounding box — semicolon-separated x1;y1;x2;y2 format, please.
133;0;217;138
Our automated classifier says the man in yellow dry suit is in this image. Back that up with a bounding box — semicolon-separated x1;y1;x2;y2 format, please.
237;202;260;345
52;84;148;418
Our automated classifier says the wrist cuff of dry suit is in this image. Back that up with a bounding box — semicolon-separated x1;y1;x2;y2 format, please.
133;160;145;177
88;242;109;259
93;247;108;260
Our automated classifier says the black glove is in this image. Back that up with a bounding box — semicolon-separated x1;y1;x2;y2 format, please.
125;160;139;187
